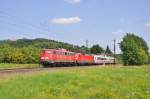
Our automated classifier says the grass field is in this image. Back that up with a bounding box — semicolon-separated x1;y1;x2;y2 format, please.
0;66;150;99
0;63;39;69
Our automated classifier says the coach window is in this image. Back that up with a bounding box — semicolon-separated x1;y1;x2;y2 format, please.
59;52;61;55
102;58;105;60
57;51;59;54
64;52;67;55
97;57;101;60
55;51;58;54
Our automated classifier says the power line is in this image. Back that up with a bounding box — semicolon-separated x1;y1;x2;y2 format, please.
85;40;89;53
0;13;51;34
0;10;53;38
0;18;50;38
0;10;51;32
86;40;89;48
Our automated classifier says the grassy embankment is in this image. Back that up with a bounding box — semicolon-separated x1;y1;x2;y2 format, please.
0;63;39;69
0;66;150;99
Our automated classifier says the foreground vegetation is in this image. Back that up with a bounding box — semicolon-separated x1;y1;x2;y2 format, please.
0;66;149;99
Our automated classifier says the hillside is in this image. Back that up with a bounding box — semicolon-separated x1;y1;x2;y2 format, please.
0;38;83;52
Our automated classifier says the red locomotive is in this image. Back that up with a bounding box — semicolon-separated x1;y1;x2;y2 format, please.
40;48;115;66
40;49;75;66
75;53;94;65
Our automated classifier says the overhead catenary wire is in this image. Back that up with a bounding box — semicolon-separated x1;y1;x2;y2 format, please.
0;10;53;38
0;10;51;33
0;18;45;38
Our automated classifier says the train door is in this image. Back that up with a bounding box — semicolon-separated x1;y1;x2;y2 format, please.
75;53;81;63
53;51;56;63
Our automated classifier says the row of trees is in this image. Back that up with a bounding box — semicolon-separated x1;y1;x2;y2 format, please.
0;46;40;64
90;45;112;54
0;38;113;64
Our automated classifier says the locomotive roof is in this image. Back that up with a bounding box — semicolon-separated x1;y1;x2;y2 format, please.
93;55;114;59
42;49;74;53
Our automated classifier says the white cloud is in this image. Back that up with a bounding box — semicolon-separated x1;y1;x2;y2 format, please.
145;22;150;27
64;0;81;4
51;17;82;25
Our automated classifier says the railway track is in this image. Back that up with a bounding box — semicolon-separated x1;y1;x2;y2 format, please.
0;65;111;78
0;65;82;75
0;67;44;75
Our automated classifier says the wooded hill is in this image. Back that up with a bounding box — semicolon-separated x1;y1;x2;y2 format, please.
0;38;83;51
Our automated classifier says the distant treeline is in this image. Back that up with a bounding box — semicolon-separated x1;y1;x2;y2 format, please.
0;38;113;64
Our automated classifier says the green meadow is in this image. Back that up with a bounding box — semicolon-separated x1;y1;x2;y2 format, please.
0;66;150;99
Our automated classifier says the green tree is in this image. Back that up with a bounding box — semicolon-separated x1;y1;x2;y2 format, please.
105;45;112;55
120;33;149;65
90;44;104;54
11;48;26;64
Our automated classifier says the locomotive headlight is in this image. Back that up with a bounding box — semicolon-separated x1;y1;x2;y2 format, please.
45;57;49;59
41;57;49;60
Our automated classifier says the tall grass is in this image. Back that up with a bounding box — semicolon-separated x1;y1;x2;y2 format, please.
0;66;150;99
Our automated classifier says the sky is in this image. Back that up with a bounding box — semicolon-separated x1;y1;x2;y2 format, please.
0;0;150;53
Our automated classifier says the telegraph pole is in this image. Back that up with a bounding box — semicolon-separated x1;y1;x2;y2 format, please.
86;40;89;53
113;39;116;64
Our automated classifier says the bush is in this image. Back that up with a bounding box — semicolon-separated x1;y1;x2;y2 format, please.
120;33;149;65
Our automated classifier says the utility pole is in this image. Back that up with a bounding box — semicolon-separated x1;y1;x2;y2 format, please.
113;39;116;64
86;40;89;54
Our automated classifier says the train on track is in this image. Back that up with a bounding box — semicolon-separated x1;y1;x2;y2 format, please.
40;48;115;67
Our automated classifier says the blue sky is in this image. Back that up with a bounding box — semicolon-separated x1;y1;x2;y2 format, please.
0;0;150;53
